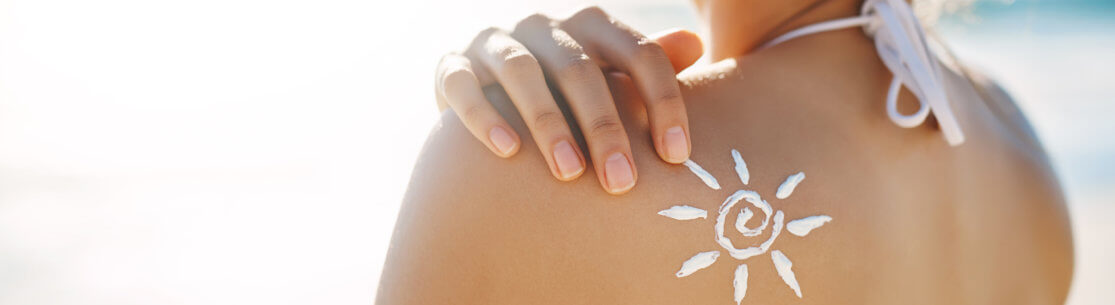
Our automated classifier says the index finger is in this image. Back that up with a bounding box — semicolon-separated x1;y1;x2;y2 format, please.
559;7;692;164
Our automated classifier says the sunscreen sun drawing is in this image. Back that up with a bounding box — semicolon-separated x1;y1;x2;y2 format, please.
658;149;833;304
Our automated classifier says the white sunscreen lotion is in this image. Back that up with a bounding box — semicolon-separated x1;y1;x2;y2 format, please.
776;172;806;199
676;251;720;277
683;159;721;190
734;207;754;235
739;194;773;237
661;149;833;304
733;264;749;304
786;215;832;236
771;250;802;298
658;205;708;220
731;149;750;185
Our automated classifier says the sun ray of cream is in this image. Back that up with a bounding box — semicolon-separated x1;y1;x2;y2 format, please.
776;172;806;199
733;264;749;304
658;205;708;220
771;250;803;298
676;251;720;277
683;159;721;190
786;215;832;236
731;149;750;185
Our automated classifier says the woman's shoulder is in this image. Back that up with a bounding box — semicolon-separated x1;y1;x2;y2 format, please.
380;68;876;304
379;37;1072;304
383;68;926;305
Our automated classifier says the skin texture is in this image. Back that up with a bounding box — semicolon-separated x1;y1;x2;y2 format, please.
378;26;1074;305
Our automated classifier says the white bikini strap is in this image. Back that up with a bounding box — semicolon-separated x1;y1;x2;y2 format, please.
758;0;966;146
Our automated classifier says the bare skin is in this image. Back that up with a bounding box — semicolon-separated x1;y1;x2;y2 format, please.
434;8;704;194
379;2;1073;304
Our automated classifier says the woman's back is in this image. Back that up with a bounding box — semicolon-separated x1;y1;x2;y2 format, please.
378;28;1072;304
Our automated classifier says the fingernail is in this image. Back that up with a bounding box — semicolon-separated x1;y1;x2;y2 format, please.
664;126;689;163
552;140;584;179
604;153;635;193
488;126;517;156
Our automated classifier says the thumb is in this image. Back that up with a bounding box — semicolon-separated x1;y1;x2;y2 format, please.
648;28;704;73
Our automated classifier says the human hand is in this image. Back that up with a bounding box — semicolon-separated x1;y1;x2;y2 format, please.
434;6;703;194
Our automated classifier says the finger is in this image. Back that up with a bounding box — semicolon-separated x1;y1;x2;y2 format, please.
647;28;704;73
512;14;636;194
560;7;692;164
467;28;587;181
466;54;497;86
436;53;522;158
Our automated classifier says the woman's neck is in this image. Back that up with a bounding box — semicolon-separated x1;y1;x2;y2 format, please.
707;0;862;61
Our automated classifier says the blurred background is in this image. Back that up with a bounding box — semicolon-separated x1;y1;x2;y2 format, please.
0;0;1110;304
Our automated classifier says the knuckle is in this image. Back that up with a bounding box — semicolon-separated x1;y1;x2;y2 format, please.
631;41;668;63
531;110;568;131
498;52;541;77
569;5;607;22
550;29;583;51
517;13;552;29
441;68;472;87
469;27;504;50
578;5;606;18
440;68;475;92
473;27;502;43
556;55;598;79
587;116;625;138
478;26;502;38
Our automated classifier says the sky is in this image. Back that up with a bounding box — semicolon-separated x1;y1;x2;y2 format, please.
0;0;1110;304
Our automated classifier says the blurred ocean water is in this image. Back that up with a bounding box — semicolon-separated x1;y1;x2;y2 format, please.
0;0;1109;304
